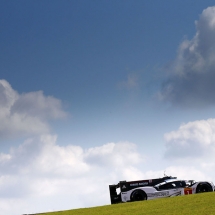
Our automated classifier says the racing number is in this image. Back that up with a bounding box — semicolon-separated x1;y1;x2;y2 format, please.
184;188;192;195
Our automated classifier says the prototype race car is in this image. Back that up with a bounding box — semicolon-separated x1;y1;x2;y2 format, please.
109;176;214;204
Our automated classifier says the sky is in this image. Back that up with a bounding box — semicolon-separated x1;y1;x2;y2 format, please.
1;0;215;214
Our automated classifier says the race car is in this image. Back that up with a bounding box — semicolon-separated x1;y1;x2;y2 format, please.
109;176;214;204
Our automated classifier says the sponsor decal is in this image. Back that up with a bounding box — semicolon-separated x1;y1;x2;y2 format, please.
130;182;148;187
138;182;149;186
122;185;126;189
148;191;169;197
130;183;138;186
184;188;192;195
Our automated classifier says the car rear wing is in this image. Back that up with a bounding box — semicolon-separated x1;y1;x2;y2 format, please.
109;184;122;204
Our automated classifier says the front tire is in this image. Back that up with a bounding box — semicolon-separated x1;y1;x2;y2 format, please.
196;183;212;193
130;190;147;201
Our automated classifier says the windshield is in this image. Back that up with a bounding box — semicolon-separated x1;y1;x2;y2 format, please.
186;180;196;186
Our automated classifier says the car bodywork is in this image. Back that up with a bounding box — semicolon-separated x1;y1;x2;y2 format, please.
109;176;214;204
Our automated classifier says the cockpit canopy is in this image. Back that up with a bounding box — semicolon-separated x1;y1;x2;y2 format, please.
154;179;195;190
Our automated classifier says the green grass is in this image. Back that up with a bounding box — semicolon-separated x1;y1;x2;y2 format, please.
37;192;215;215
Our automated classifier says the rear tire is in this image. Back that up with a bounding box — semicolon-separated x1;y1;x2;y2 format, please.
130;190;147;201
196;183;212;193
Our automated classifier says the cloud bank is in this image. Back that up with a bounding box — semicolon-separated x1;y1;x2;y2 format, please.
0;80;149;215
2;133;211;215
0;79;67;137
160;6;215;108
0;135;145;214
1;79;215;215
164;118;215;159
164;118;215;184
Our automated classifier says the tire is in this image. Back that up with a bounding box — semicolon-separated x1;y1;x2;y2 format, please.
130;189;147;201
196;183;212;193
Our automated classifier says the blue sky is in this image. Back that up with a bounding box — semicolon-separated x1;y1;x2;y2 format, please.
1;1;215;214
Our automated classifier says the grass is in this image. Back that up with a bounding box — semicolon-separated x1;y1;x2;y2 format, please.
35;192;215;215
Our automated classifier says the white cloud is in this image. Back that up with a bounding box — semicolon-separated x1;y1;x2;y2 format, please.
0;79;67;137
1;81;215;215
0;135;145;215
84;142;142;168
164;118;215;159
1;132;215;215
163;166;210;181
160;6;215;107
163;117;215;184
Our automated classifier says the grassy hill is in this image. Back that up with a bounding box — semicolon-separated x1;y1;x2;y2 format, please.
36;192;215;215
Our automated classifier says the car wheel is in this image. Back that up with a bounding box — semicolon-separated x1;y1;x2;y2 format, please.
130;190;147;201
196;183;212;193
